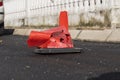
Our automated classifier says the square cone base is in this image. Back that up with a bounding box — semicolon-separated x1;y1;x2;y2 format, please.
34;48;82;54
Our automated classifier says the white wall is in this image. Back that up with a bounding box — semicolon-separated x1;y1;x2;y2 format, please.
3;0;120;28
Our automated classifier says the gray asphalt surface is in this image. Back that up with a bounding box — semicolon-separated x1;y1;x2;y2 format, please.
0;35;120;80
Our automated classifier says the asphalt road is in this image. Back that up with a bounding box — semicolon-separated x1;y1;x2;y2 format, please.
0;35;120;80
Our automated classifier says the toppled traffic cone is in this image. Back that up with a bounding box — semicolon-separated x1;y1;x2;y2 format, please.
27;11;82;54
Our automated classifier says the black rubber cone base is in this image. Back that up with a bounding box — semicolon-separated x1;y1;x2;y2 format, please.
34;48;82;54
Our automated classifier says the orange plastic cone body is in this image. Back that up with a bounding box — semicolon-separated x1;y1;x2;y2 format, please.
59;11;68;30
27;31;51;47
27;11;73;48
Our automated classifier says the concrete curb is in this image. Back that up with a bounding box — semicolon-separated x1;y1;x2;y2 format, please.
13;29;28;36
69;30;82;39
13;29;120;43
106;29;120;42
77;30;112;42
